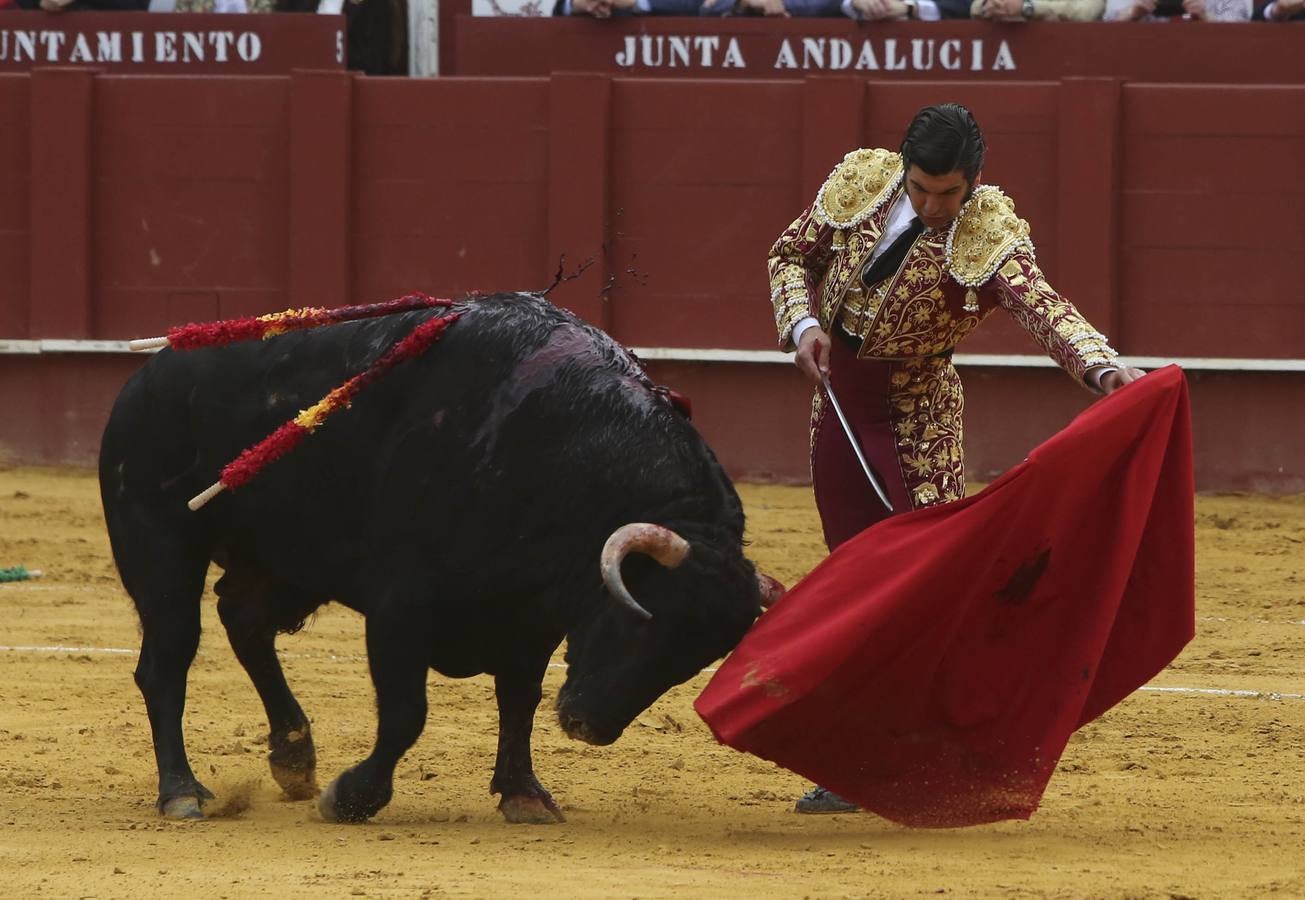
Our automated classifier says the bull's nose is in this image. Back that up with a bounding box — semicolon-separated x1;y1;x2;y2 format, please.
557;710;619;746
558;710;585;737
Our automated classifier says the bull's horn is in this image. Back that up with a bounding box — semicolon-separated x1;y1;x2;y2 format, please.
600;523;690;622
757;573;787;609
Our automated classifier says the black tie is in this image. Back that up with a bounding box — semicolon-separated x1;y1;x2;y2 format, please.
861;217;924;289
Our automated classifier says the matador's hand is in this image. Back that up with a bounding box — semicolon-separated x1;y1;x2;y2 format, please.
1101;366;1147;394
795;327;832;384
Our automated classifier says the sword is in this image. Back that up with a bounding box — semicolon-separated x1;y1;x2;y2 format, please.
820;374;894;513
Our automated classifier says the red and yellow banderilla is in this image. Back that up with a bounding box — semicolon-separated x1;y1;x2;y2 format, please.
128;293;454;352
126;291;464;511
185;309;462;510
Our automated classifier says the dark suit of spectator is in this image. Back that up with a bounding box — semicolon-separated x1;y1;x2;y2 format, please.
935;0;972;14
1104;0;1247;18
1254;0;1305;18
727;0;842;15
15;0;148;8
554;0;730;14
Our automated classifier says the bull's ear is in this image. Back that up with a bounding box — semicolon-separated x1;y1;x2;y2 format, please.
757;573;787;609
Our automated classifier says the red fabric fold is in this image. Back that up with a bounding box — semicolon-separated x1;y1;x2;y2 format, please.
695;365;1195;828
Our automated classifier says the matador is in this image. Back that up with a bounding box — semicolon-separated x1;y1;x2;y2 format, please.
769;104;1146;815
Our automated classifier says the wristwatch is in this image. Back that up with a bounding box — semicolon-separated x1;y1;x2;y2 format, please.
1021;0;1035;16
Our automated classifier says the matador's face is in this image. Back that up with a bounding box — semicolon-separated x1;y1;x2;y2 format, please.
904;165;980;232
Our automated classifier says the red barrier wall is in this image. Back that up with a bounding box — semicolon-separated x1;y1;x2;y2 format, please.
0;75;28;337
1;66;1301;492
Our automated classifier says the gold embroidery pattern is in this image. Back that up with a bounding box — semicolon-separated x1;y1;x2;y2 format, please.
813;149;903;228
769;150;903;350
945;185;1035;288
859;233;987;359
767;207;836;350
994;252;1120;383
815;210;890;334
887;357;966;510
808;387;827;478
837;279;890;339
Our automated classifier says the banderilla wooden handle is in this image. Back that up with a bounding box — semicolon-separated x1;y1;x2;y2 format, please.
188;481;226;511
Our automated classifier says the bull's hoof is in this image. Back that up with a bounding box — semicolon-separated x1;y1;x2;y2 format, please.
269;726;317;801
499;794;565;825
271;763;319;801
318;769;388;824
160;796;206;820
318;779;338;822
318;777;349;822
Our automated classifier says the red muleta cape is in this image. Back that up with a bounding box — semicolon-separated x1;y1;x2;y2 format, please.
695;365;1195;828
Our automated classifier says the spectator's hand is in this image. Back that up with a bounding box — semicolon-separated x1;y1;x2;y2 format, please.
1269;0;1304;17
852;0;910;18
571;0;614;16
1182;0;1207;17
795;327;832;384
1100;366;1146;394
736;0;791;14
1116;0;1156;18
38;0;75;11
975;0;1022;18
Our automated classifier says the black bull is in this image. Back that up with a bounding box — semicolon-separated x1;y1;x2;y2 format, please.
99;293;777;823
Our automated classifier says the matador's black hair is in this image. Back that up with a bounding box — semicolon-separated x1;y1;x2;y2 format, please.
900;103;986;183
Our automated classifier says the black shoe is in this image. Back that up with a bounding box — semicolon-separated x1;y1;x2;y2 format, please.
794;786;859;814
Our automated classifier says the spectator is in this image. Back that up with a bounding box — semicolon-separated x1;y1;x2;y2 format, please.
727;0;841;16
149;0;275;11
555;0;730;14
1104;0;1250;18
844;0;972;19
16;0;149;10
972;0;1103;19
1254;0;1303;18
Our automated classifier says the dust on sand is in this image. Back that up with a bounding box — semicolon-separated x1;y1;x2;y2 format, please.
1;466;1302;898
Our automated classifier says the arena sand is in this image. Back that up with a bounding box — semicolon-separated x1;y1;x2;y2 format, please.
1;466;1302;899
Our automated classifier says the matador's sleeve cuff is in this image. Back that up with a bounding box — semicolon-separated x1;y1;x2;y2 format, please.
773;287;812;351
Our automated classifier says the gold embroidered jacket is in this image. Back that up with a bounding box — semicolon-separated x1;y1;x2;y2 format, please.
768;148;1121;511
768;148;1118;381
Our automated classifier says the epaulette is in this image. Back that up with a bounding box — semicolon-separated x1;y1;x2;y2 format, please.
944;185;1035;288
813;149;903;228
